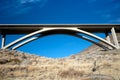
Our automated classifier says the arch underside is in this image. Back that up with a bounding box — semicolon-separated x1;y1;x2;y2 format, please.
12;32;109;50
2;28;117;50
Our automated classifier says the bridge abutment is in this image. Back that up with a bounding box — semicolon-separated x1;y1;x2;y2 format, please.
111;27;120;49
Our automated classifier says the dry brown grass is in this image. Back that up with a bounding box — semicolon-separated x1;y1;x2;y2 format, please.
0;49;120;80
0;71;4;80
58;67;85;78
101;61;112;68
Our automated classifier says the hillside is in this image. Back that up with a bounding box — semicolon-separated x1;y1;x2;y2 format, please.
79;33;120;55
0;49;120;80
0;33;120;80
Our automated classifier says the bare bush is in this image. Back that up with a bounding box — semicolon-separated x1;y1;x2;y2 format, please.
58;68;85;78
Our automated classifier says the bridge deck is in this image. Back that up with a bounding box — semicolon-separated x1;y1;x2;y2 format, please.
0;24;120;34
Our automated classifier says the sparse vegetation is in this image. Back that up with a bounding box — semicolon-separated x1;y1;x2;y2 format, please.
0;49;120;80
8;59;21;64
58;67;85;78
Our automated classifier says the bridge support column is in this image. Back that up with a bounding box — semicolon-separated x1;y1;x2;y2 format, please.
111;27;120;49
105;32;112;49
105;32;111;43
1;34;6;48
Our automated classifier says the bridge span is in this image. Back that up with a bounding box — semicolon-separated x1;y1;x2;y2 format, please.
0;24;120;50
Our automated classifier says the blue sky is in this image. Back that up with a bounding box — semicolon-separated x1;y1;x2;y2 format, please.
0;0;120;58
0;0;120;23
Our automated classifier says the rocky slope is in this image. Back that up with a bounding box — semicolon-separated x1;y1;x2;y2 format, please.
0;49;120;80
0;33;120;80
79;33;120;55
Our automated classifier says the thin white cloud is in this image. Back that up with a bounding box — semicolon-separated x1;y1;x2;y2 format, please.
19;0;42;4
0;0;48;17
108;18;120;23
14;7;32;15
95;10;111;18
94;1;120;21
102;14;111;18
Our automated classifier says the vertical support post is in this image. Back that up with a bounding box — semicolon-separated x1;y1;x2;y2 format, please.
105;32;112;49
105;32;111;43
1;34;6;48
111;27;119;49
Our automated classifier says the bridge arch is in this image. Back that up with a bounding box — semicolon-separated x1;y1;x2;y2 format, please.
11;33;109;50
2;28;117;50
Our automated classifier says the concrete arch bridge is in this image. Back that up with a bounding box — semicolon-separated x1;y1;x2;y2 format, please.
0;24;120;50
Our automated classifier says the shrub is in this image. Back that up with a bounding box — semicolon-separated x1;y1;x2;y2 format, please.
58;68;84;78
7;59;21;65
